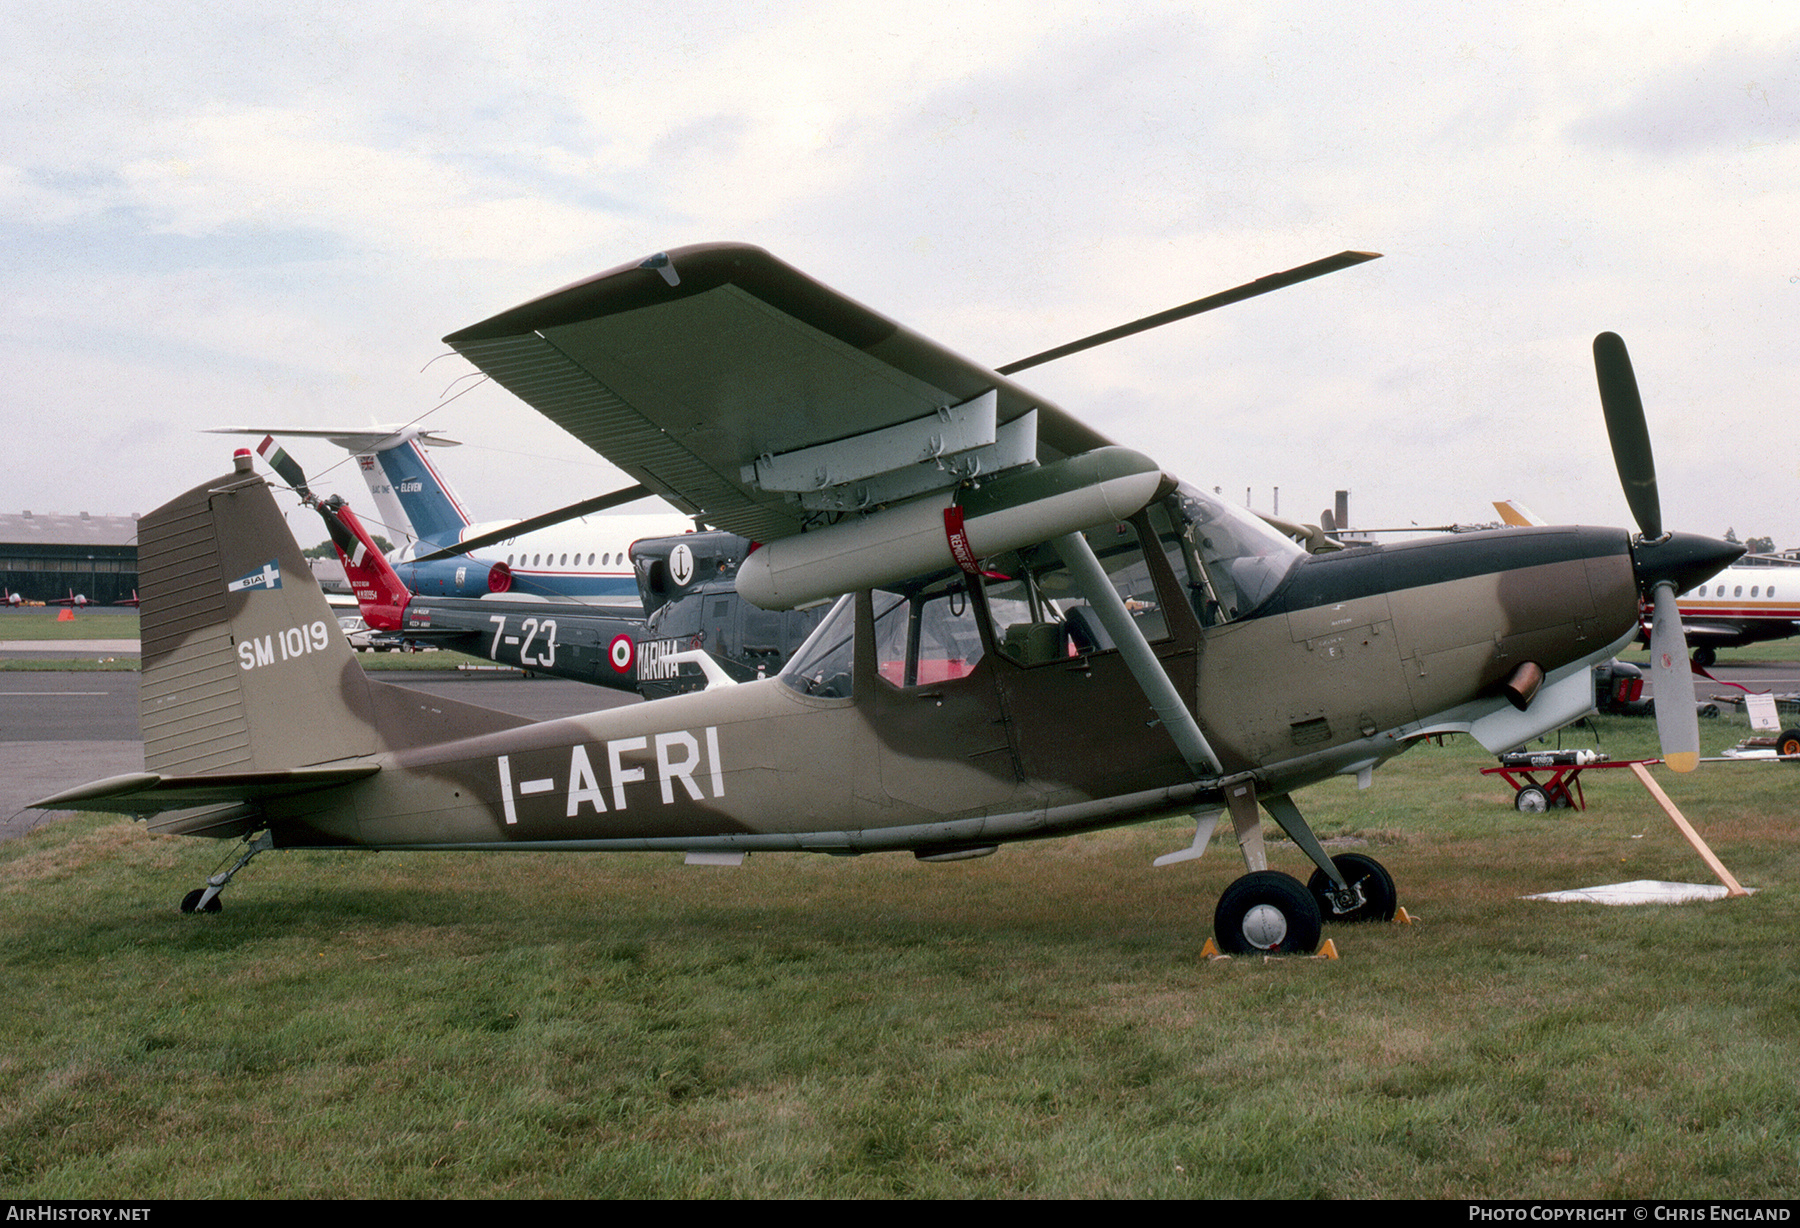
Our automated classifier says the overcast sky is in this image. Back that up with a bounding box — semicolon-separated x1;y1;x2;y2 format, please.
7;2;1797;550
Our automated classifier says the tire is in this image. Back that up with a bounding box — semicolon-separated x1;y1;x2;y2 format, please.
1214;871;1322;955
1306;853;1398;924
1514;786;1550;813
1693;646;1716;668
180;888;221;914
1776;728;1800;759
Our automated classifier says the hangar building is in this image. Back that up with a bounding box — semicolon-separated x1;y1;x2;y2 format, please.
0;510;139;605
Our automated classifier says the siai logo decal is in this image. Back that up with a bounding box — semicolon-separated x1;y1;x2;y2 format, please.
227;560;282;593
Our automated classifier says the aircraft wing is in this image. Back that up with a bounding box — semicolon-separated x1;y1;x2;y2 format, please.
443;243;1111;543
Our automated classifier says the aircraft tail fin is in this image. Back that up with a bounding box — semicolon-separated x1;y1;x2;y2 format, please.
137;454;391;775
1493;499;1547;527
365;437;472;545
316;497;412;631
205;425;468;547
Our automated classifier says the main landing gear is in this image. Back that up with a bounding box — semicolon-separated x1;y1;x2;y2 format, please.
179;830;274;914
1214;871;1321;955
1192;786;1400;955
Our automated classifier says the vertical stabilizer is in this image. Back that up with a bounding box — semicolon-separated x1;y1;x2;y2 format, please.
369;438;472;544
138;457;384;774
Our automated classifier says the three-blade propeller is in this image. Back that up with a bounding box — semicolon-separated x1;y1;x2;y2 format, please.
1592;333;1741;773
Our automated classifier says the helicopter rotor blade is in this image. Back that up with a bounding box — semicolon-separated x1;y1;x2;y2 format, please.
998;250;1382;376
411;483;653;563
253;435;312;502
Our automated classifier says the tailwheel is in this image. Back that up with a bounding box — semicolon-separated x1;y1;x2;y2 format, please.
178;830;273;915
1777;728;1800;760
1306;853;1397;924
1213;871;1322;955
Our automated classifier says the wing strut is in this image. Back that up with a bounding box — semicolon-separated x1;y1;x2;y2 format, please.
1050;531;1221;778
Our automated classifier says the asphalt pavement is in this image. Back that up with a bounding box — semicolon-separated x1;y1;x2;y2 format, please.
0;670;633;841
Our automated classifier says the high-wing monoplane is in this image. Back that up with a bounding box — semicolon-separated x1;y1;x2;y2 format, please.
35;244;1740;954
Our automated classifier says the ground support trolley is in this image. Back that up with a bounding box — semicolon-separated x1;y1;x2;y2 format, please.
1481;750;1657;812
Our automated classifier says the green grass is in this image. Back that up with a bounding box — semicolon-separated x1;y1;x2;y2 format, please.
3;718;1797;1198
0;611;139;640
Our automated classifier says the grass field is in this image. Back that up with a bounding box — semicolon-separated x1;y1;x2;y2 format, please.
0;610;140;640
2;716;1795;1198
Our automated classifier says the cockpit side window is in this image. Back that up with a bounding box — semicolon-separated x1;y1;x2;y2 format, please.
980;521;1169;665
872;577;985;687
779;593;863;698
1155;486;1303;625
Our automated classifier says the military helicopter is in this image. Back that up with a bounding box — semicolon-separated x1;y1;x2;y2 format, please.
32;244;1739;954
272;441;825;698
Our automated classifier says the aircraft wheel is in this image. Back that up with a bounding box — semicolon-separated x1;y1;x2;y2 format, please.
1776;728;1800;760
1514;786;1550;813
1213;871;1322;955
1306;853;1397;924
180;888;221;914
1692;646;1716;668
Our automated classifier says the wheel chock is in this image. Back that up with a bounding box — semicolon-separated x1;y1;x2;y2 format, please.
1200;937;1230;960
1311;938;1340;960
1394;906;1417;924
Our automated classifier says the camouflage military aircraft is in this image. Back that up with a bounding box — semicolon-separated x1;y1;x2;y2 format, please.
32;244;1739;954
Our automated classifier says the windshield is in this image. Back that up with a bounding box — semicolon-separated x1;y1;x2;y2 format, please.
1154;484;1304;624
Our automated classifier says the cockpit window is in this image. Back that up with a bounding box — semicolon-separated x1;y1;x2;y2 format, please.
980;522;1168;665
1152;485;1303;625
873;576;985;687
779;593;864;699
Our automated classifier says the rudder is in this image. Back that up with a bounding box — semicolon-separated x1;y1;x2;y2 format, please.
139;454;384;774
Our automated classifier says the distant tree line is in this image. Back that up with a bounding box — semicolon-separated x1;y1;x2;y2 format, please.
1722;529;1777;555
304;536;394;560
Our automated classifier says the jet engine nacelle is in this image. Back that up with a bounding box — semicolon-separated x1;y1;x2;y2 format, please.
738;447;1167;610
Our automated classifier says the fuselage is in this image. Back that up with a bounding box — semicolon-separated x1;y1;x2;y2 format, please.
394;513;691;601
260;488;1645;855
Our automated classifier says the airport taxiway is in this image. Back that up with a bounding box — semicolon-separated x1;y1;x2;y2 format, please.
2;670;631;840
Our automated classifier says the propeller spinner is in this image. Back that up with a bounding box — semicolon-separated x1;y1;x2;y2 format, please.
1591;333;1742;772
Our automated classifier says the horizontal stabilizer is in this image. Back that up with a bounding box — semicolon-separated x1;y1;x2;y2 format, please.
30;765;381;815
207;425;462;451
